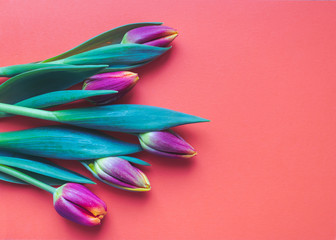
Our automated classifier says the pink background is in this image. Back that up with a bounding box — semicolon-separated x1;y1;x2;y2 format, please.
1;1;336;239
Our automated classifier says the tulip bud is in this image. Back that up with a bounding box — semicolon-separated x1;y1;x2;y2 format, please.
93;157;151;191
121;26;178;47
53;183;107;226
83;71;139;105
139;130;196;158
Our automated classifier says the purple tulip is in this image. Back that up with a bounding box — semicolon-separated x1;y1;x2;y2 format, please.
94;157;151;192
138;130;197;158
121;25;178;47
53;183;107;226
83;71;139;105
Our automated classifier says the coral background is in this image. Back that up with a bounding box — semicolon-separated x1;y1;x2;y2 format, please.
1;1;336;239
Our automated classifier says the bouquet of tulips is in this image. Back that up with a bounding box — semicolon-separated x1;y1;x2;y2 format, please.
0;22;208;226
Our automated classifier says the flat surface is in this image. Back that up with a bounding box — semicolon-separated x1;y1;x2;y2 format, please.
1;1;336;240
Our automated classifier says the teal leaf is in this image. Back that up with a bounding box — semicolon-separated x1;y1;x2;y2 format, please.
0;103;209;133
0;65;107;104
101;61;151;72
0;149;48;160
17;90;117;108
0;156;94;184
81;155;150;168
0;169;69;185
56;104;209;133
0;150;94;185
0;63;72;77
42;22;162;63
118;156;151;166
0;90;117;118
51;44;170;71
0;126;142;160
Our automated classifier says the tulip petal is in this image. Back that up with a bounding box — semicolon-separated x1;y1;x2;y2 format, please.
138;130;197;158
60;183;107;214
96;157;148;188
81;160;151;192
121;25;178;47
139;130;196;155
145;33;178;47
54;196;104;226
83;71;138;105
139;138;195;158
53;183;107;226
94;163;140;189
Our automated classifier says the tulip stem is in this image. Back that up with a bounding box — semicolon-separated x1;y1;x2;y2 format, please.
0;103;59;121
0;164;56;194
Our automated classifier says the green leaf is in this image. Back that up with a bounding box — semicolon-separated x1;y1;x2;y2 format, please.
0;126;142;160
42;22;162;63
0;65;107;104
0;150;94;185
51;44;170;71
0;90;117;118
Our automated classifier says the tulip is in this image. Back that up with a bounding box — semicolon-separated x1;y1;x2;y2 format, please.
53;183;107;226
121;26;178;47
92;157;150;191
83;71;139;105
138;129;197;158
0;165;107;227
